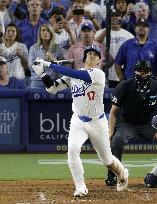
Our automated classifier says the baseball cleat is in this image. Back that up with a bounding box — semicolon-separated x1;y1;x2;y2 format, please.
144;173;157;188
105;177;117;186
117;168;129;191
74;186;88;197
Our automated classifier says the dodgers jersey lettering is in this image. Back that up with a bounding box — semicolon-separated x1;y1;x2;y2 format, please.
47;68;105;117
71;68;105;117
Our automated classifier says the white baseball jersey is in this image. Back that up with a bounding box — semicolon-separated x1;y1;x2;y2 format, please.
0;42;28;79
47;68;105;117
54;29;71;49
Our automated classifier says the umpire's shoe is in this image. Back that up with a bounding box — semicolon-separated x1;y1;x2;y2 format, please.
74;186;88;197
144;173;157;187
105;177;117;186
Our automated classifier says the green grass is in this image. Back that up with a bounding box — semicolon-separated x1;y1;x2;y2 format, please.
0;153;156;180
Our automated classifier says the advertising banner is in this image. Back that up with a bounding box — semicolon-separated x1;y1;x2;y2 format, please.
0;98;21;145
28;91;157;153
28;97;112;151
29;100;72;146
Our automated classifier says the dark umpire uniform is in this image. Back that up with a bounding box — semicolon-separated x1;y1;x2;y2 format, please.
106;60;157;186
144;115;157;188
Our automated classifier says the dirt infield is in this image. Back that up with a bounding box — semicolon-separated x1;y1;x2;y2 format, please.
0;178;157;204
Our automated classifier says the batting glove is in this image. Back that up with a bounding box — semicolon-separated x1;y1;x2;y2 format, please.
38;58;51;68
32;58;51;78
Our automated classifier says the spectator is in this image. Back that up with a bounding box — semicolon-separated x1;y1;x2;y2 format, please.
99;0;107;20
0;23;29;80
51;0;71;12
40;0;59;20
115;18;157;81
49;7;76;50
95;10;134;88
8;0;28;20
125;2;149;35
0;0;15;33
106;60;157;186
101;0;134;30
16;0;47;50
0;56;27;89
67;1;100;40
82;0;104;24
115;0;130;16
148;0;157;23
125;2;157;42
29;24;65;89
65;22;113;69
139;2;157;42
115;0;135;27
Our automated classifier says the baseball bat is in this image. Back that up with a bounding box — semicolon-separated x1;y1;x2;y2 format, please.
105;0;111;85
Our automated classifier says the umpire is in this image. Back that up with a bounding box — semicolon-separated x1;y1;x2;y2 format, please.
144;115;157;188
106;60;157;186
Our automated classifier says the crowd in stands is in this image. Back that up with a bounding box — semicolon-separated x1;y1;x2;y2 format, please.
0;0;157;90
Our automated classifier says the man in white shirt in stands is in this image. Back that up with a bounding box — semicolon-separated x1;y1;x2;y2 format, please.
95;10;134;88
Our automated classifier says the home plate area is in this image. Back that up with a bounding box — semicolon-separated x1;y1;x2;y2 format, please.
0;179;157;204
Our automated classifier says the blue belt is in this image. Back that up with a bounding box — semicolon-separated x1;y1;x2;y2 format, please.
78;113;105;122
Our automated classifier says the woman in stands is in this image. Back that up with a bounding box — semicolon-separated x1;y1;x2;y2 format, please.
0;23;29;80
29;23;65;89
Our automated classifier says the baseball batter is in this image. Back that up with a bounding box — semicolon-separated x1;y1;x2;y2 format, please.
32;45;128;196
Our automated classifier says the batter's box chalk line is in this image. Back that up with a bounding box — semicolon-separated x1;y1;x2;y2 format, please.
16;202;54;204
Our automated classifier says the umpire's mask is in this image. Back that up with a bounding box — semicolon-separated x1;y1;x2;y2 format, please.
134;60;151;93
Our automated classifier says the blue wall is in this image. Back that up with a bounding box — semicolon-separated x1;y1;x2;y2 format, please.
0;89;156;153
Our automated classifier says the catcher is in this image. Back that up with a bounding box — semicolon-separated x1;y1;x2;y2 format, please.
144;115;157;187
32;45;128;196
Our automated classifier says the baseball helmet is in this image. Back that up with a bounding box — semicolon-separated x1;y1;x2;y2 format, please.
144;173;157;187
151;115;157;129
83;45;101;63
134;60;151;72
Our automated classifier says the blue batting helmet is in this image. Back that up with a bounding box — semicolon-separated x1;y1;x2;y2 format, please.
83;45;101;62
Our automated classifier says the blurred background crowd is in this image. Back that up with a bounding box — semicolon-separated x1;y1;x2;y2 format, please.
0;0;157;90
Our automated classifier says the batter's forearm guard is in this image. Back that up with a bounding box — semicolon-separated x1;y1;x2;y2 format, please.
42;74;54;89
